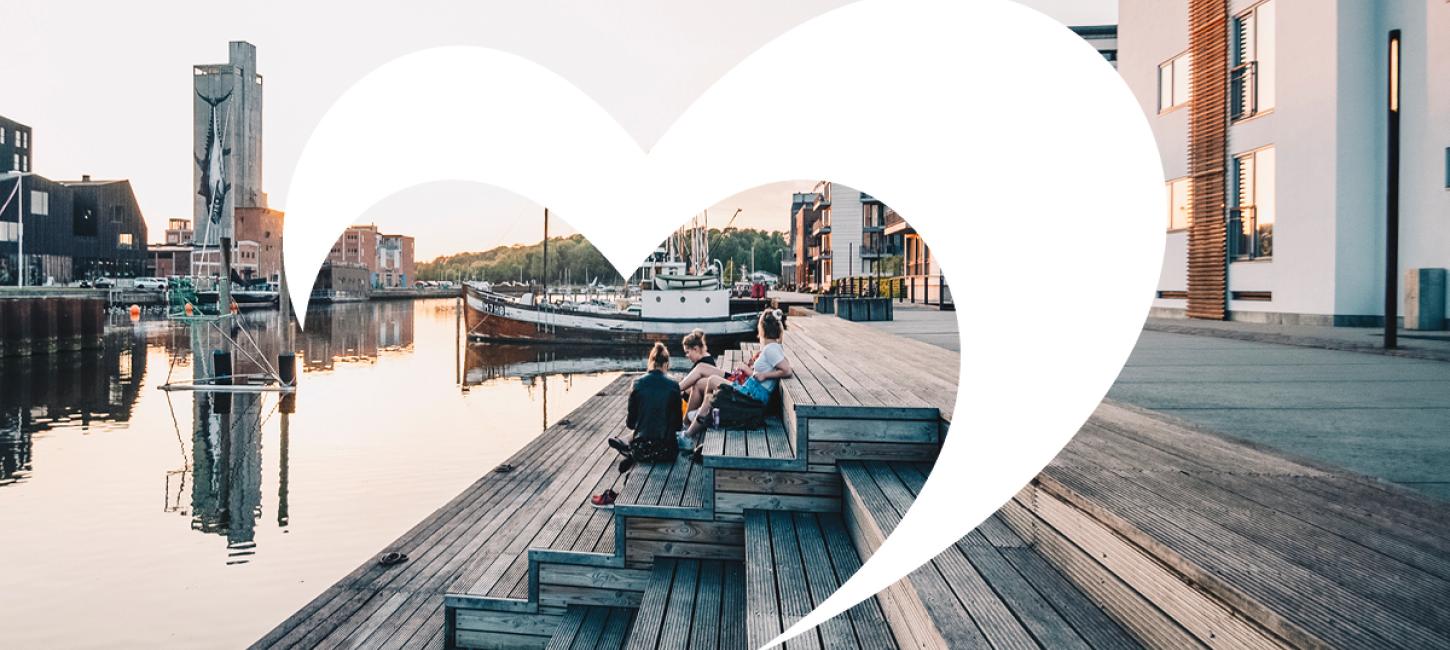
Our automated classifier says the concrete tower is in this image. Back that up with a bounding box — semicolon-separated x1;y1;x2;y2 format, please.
193;41;264;245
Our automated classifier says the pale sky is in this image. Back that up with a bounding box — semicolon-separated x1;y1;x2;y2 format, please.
0;0;1115;261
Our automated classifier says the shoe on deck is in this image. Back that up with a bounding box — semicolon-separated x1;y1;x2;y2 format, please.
607;437;630;455
590;489;618;509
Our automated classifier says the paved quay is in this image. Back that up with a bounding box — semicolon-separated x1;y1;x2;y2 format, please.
1111;329;1450;500
858;305;1450;501
1145;316;1450;362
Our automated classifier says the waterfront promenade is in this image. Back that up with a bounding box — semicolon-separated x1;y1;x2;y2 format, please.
256;309;1450;649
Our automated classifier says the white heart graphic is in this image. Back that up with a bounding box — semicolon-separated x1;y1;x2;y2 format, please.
282;0;1164;645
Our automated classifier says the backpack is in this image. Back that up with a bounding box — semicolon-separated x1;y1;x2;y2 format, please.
714;384;768;430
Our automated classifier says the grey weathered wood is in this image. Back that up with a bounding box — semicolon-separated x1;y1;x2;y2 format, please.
743;513;782;649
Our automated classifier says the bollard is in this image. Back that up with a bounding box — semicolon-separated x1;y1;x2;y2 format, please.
213;350;233;415
277;352;297;386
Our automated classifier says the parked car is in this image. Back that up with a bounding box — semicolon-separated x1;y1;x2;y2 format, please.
91;277;117;289
133;277;167;291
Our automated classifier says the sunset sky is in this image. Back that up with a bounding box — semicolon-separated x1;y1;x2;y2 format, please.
0;1;1114;260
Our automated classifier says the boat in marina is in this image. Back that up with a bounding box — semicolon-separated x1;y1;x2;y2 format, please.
463;209;761;347
463;281;757;346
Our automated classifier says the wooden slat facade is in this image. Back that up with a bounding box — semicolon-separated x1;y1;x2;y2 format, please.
1187;0;1230;319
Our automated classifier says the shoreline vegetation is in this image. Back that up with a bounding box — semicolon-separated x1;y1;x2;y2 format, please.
416;229;789;284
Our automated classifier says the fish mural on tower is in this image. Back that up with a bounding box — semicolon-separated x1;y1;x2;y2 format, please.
196;89;233;232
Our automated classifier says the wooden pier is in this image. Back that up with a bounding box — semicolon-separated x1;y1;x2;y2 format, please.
0;296;106;357
255;311;1450;649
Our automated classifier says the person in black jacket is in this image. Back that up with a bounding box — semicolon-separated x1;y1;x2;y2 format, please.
594;342;682;508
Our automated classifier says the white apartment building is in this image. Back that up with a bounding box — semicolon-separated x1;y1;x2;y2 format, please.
1122;0;1449;327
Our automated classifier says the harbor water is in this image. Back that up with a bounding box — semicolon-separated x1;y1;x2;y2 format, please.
0;298;641;648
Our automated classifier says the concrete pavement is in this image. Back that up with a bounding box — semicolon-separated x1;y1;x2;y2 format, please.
1110;330;1450;500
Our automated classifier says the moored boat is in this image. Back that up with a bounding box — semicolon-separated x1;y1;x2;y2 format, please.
463;281;758;347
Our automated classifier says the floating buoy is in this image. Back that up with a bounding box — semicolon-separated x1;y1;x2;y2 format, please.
184;302;194;316
128;304;141;322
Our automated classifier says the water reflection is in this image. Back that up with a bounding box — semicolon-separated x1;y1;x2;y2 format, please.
463;343;639;386
0;330;148;484
0;299;617;562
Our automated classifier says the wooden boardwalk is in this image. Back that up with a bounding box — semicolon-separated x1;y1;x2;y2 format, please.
251;376;634;649
256;309;1450;649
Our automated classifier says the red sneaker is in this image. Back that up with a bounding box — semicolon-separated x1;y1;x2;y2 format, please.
590;489;618;509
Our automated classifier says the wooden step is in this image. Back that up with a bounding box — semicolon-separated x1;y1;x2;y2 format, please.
700;417;801;470
612;451;713;520
546;606;635;650
1010;403;1450;649
624;558;746;650
839;461;1143;649
742;510;897;649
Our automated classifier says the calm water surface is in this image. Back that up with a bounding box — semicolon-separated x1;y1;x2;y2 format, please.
0;299;641;648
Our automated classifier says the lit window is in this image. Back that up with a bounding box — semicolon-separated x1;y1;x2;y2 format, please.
30;190;49;216
1230;147;1274;260
1232;1;1276;120
1158;52;1192;112
118;233;135;249
1167;177;1192;231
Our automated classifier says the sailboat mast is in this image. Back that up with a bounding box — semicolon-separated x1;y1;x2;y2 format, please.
542;207;549;301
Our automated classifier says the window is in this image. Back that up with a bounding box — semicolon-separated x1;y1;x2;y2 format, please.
1167;177;1192;230
118;233;135;249
1158;52;1192;111
30;191;48;216
11;154;17;171
1230;147;1274;260
1232;1;1276;120
0;127;6;144
0;221;18;242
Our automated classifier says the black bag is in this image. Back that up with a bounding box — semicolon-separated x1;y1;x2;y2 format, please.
714;384;768;430
628;436;678;464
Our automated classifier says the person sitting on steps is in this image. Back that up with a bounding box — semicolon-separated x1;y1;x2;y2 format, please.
677;328;725;422
593;342;682;509
679;309;792;450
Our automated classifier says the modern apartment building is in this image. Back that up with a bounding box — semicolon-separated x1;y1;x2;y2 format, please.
1123;0;1449;327
791;182;901;291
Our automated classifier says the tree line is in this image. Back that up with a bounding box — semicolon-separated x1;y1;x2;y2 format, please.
417;229;788;285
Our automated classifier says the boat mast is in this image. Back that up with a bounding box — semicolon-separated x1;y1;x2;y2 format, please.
542;207;549;302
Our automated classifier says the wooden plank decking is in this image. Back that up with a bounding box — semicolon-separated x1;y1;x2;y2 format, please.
252;375;635;649
623;558;746;650
258;309;1450;650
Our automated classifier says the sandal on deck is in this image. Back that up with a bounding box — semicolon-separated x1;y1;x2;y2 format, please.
607;438;630;455
591;489;618;509
493;464;515;474
377;551;409;566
